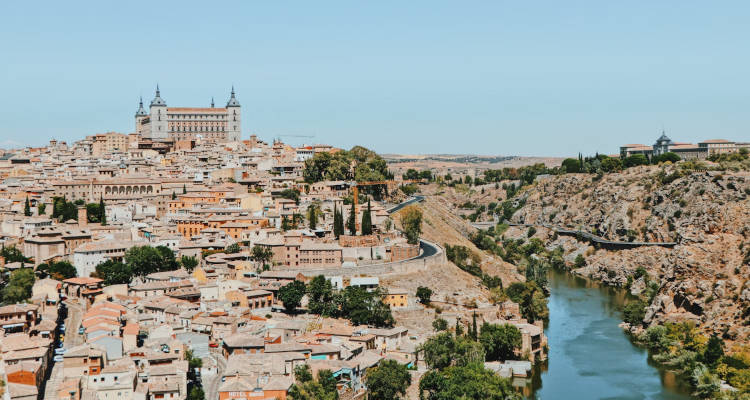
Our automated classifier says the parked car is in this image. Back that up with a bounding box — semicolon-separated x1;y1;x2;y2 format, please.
55;348;67;355
78;327;85;335
209;342;219;348
53;355;64;362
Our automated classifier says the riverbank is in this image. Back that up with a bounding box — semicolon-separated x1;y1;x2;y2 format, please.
527;268;695;399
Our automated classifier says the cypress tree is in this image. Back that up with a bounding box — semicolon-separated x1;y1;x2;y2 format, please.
347;204;357;236
308;203;317;230
361;199;372;235
471;312;478;341
334;205;344;239
172;191;176;200
99;196;107;226
183;184;187;194
24;196;31;216
281;215;290;231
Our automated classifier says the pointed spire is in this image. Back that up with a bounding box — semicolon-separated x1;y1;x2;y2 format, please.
135;96;148;117
226;86;240;107
211;97;215;108
150;84;166;107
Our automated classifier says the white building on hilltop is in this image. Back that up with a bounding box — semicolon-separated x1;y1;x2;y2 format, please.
135;85;241;142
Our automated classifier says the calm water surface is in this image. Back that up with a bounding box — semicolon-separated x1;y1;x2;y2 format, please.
527;269;694;400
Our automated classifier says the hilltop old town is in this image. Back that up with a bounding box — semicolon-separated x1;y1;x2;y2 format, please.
0;88;549;400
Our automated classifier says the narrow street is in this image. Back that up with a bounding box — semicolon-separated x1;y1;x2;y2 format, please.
42;300;84;400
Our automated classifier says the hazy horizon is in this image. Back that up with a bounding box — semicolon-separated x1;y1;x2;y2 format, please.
2;1;749;157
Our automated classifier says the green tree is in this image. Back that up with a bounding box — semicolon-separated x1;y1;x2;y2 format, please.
600;157;623;173
623;300;647;325
125;245;177;278
37;203;46;215
316;369;337;396
289;365;338;400
419;332;485;370
2;268;35;304
37;261;77;280
471;312;478;341
94;260;133;285
225;243;240;254
183;184;187;194
180;256;199;273
361;200;372;235
401;205;423;245
624;154;649;167
419;363;520;400
172;191;177;200
24;197;31;216
187;387;204;400
307;275;338;317
278;280;306;313
561;158;582;173
653;152;681;164
250;245;273;271
86;203;102;223
701;335;724;366
346;204;357;235
416;286;433;305
433;318;448;332
0;246;30;263
574;254;586;268
307;203;318;230
691;363;720;399
367;359;411;400
504;281;548;322
295;364;313;383
99;196;106;225
279;188;301;205
338;286;394;327
479;323;521;361
332;205;343;238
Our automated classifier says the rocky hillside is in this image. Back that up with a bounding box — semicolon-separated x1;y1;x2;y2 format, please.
394;195;522;285
510;165;750;343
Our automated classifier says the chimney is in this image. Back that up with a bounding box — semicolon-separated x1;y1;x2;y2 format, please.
78;206;87;227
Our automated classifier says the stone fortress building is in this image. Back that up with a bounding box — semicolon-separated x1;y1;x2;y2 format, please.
620;131;749;160
135;85;241;142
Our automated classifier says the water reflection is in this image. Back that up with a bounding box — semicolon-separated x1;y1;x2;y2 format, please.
518;269;694;400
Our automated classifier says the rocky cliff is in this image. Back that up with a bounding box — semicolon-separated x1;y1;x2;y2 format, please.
511;165;750;343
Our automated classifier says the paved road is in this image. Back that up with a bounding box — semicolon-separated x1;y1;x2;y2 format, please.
386;195;424;214
507;223;677;248
42;300;83;400
416;239;438;259
385;195;440;259
203;351;226;400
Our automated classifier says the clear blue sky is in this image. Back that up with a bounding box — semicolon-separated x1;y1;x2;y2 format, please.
1;1;748;156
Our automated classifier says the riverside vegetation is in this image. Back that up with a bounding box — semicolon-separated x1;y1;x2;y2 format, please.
410;148;750;398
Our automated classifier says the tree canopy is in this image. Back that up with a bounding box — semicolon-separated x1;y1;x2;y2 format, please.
401;206;423;245
479;323;522;362
94;260;133;285
366;359;411;400
2;268;35;304
37;260;77;280
278;280;306;313
125;245;178;278
419;363;520;400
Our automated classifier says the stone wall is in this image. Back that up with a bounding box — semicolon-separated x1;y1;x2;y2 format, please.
284;239;446;278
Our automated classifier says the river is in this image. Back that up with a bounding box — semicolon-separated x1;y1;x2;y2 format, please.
526;269;695;400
